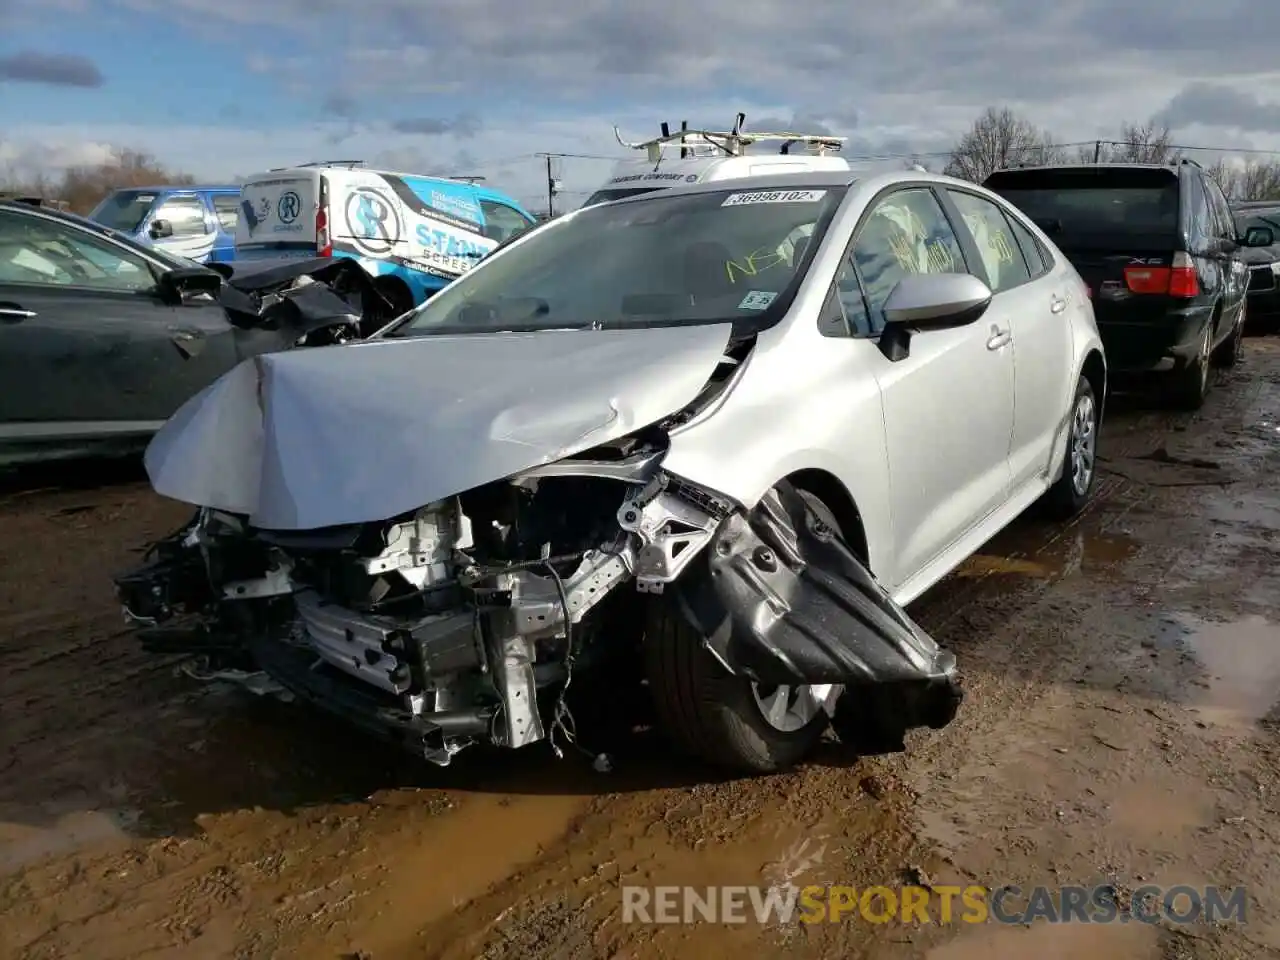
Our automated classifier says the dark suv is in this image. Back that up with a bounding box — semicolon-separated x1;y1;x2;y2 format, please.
983;160;1274;409
1232;200;1280;328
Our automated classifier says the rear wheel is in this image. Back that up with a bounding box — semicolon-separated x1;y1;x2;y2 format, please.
1043;374;1099;520
1166;319;1213;411
642;487;841;774
1212;303;1245;368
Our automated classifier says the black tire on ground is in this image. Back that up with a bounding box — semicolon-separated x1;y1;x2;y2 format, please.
1212;304;1245;368
1165;319;1213;411
1042;374;1100;521
642;487;837;774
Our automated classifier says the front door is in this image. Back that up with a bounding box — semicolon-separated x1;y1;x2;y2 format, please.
842;187;1016;588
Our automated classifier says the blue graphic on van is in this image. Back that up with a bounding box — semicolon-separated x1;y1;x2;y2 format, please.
415;224;484;259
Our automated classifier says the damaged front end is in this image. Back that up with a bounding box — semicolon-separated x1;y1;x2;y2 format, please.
115;332;960;773
116;456;960;771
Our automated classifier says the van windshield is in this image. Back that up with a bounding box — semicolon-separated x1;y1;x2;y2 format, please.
985;168;1179;247
89;190;159;232
385;184;846;337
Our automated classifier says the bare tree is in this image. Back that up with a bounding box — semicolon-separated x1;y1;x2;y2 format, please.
944;107;1063;182
0;147;195;214
1102;120;1176;164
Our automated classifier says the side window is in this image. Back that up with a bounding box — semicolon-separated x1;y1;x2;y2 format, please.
946;190;1032;292
479;200;534;244
1189;176;1214;243
211;195;239;232
833;260;872;336
1005;214;1047;276
849;188;967;335
1204;176;1235;241
0;209;156;292
152;196;209;238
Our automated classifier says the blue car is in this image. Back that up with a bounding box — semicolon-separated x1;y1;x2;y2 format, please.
88;185;241;263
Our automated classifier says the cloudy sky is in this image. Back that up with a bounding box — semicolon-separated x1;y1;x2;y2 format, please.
3;0;1280;211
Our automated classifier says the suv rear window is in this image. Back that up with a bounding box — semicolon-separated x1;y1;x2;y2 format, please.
983;168;1179;247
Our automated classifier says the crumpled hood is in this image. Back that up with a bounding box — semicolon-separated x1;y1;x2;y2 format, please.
144;325;735;530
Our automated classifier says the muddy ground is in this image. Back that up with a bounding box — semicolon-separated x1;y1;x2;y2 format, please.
4;343;1280;960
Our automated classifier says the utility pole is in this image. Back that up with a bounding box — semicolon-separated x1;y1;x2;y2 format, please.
1093;140;1101;163
546;154;554;218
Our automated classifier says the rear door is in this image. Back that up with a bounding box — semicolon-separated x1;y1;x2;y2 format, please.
0;208;240;437
1203;174;1248;334
984;166;1183;368
236;171;319;258
943;187;1072;492
145;193;216;263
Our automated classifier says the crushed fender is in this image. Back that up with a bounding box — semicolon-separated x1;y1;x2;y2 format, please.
672;482;962;737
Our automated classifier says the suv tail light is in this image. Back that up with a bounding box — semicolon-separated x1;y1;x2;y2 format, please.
1122;253;1199;297
316;175;332;258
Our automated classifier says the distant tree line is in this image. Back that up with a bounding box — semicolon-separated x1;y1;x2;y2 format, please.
936;106;1280;202
0;148;195;215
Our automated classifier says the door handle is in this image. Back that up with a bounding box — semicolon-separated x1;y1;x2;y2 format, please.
0;305;35;322
1050;295;1068;314
986;325;1011;350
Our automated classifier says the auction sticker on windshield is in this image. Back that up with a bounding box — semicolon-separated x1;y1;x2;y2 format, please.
722;190;827;206
738;291;777;310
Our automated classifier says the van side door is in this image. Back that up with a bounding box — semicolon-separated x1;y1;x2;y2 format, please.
207;192;240;262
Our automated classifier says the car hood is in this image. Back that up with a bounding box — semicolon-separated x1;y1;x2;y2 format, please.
143;324;735;530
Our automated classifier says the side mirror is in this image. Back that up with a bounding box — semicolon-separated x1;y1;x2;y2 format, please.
879;273;993;362
149;219;173;240
157;265;221;304
1243;226;1275;248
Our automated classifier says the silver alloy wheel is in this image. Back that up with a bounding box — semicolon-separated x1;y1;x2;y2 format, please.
751;683;842;732
1069;391;1097;497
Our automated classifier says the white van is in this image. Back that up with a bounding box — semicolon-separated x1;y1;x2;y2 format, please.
582;115;850;208
234;162;537;313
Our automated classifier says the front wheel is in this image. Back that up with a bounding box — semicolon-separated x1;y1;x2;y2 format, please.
642;488;842;774
1043;374;1099;520
643;607;836;773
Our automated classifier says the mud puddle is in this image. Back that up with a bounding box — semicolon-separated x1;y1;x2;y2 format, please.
926;919;1161;959
1152;613;1280;729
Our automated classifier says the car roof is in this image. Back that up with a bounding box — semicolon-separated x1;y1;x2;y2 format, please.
986;162;1191;179
108;184;240;192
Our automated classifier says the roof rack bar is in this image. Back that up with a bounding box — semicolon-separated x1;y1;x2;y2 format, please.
614;113;847;162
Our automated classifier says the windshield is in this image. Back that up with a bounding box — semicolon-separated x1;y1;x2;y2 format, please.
89;190;159;232
386;184;846;337
1239;208;1280;235
582;186;666;207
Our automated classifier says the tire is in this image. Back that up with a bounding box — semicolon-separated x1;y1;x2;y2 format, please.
1212;303;1245;368
1043;374;1099;520
642;487;839;774
1166;319;1213;411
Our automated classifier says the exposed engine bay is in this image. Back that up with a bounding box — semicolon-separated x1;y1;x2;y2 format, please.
115;341;962;771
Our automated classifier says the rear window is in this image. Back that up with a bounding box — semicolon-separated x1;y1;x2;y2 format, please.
583;186;665;207
983;168;1179;246
89;190;158;233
